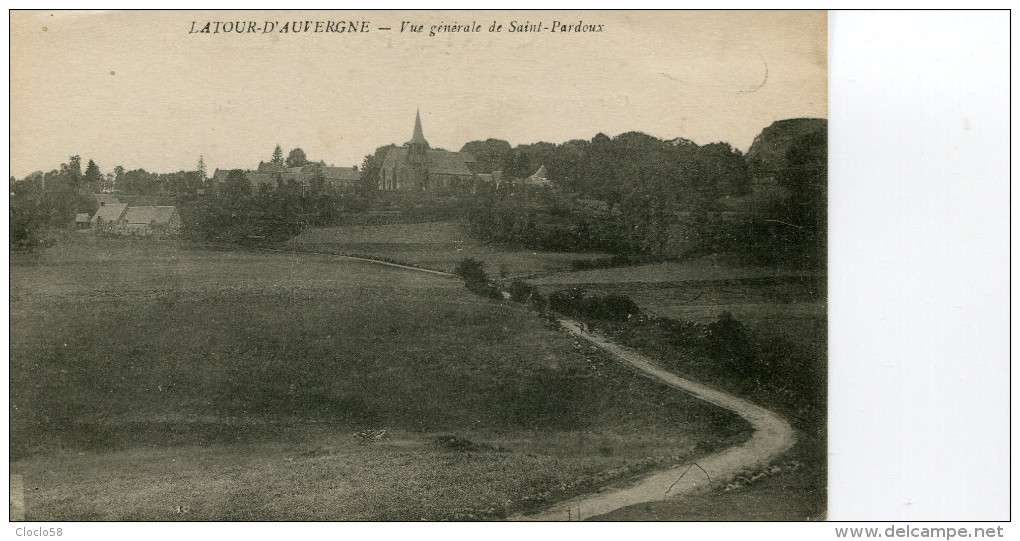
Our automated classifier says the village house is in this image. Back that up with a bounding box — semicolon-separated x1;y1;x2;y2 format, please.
91;202;129;232
378;110;485;190
121;206;182;238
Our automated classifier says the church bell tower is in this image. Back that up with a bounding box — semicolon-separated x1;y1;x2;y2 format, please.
407;109;430;165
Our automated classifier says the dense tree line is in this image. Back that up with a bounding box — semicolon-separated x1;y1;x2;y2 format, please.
186;168;376;245
461;126;826;268
461;132;754;259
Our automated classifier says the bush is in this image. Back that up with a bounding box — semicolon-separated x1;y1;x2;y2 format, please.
506;279;536;302
454;258;488;286
454;258;503;299
705;312;756;376
506;279;548;311
548;288;640;321
599;294;641;321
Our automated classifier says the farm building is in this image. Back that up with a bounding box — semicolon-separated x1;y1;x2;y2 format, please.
212;168;232;187
91;203;129;231
378;110;485;190
75;213;92;230
121;206;182;237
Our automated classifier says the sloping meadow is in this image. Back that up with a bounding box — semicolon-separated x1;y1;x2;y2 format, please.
10;238;749;520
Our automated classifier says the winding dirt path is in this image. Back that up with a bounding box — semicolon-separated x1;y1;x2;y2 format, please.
516;318;796;521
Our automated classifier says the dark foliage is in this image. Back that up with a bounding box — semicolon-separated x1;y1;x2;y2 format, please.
506;279;547;311
453;258;502;299
548;288;641;321
9;158;99;251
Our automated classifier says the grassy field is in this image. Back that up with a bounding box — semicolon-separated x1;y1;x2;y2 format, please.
529;257;826;354
10;236;749;520
289;221;610;277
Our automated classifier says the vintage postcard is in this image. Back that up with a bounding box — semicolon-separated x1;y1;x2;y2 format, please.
10;10;827;521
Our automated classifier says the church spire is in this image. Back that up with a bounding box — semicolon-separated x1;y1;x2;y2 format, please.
409;108;429;148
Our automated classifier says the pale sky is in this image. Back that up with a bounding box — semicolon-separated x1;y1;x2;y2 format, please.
10;10;826;178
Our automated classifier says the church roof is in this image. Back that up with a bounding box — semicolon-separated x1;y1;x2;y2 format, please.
380;147;477;177
426;150;475;176
409;109;429;147
531;165;548;180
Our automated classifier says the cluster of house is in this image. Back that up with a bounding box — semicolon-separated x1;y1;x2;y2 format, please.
378;110;550;191
202;111;549;195
76;194;182;238
210;162;362;193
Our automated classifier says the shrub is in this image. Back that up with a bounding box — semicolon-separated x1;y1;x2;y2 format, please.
506;279;537;303
454;258;503;299
548;288;640;321
705;311;755;368
505;279;548;311
598;294;641;321
454;257;488;286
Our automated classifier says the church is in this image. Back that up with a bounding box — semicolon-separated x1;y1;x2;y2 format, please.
378;111;489;190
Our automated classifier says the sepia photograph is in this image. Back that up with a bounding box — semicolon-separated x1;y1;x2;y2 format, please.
8;10;830;522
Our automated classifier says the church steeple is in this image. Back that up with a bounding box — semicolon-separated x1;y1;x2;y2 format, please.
409;108;429;148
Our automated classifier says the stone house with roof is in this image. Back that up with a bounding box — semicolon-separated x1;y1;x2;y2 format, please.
91;202;129;233
121;206;182;237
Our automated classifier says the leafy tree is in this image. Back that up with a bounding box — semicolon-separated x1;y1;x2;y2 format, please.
120;168;158;195
62;155;82;190
460;139;513;173
221;169;251;203
285;148;308;168
272;145;284;164
361;144;396;190
689;142;752;199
